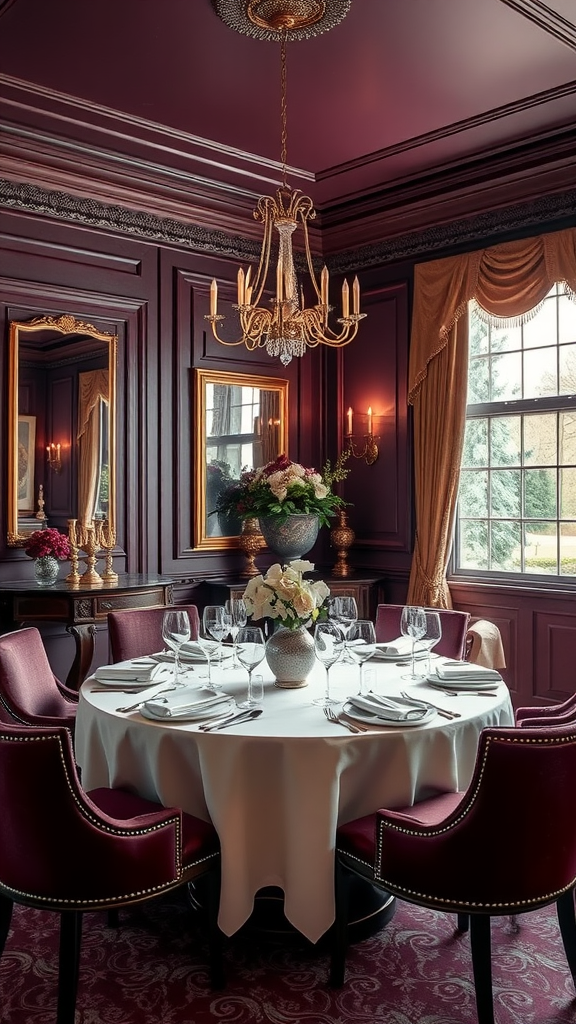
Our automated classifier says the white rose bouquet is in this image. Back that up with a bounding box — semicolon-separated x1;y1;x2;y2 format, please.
243;559;330;631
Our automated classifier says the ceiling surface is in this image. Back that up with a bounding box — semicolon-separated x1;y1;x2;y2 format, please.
1;0;575;228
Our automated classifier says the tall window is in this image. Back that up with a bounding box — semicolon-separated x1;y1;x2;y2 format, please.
455;284;576;578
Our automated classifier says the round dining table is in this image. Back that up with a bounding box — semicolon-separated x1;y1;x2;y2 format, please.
74;653;515;944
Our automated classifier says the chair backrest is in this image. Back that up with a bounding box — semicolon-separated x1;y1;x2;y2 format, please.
0;627;77;725
377;724;576;908
0;721;182;906
108;604;200;662
374;604;470;660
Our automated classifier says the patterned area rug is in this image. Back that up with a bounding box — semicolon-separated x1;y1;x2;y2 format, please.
2;890;576;1023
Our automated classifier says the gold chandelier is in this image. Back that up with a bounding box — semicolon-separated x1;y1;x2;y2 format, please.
206;0;366;366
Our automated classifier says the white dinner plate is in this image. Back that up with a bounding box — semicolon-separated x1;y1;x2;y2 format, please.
342;701;436;727
140;698;235;722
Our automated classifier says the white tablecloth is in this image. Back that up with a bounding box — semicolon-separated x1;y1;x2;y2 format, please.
74;656;514;943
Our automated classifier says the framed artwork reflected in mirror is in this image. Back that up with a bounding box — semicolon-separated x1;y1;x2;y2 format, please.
193;369;289;550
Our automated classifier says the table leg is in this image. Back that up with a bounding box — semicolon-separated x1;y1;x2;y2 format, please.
66;624;96;691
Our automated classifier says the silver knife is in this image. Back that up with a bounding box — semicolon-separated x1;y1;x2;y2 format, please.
199;709;262;732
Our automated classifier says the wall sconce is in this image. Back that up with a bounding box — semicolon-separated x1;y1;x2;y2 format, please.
345;407;379;465
46;442;62;473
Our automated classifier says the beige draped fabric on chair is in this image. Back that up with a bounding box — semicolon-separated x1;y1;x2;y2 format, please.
407;227;576;608
77;369;109;526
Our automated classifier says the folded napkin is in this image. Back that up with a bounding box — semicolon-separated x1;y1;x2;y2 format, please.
434;661;502;682
180;640;231;658
374;638;427;658
347;694;427;721
94;661;165;683
143;691;231;719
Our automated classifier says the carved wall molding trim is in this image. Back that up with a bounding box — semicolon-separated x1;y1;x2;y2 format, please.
1;175;575;274
329;188;576;272
0;177;262;262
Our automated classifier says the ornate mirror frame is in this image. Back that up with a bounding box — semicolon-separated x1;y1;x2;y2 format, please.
7;314;117;546
194;368;289;550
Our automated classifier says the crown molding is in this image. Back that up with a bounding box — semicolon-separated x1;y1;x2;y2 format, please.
2;176;575;274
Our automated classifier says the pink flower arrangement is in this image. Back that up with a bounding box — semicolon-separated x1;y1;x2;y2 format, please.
24;528;71;560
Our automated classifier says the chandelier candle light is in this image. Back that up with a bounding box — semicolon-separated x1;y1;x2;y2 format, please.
206;0;366;365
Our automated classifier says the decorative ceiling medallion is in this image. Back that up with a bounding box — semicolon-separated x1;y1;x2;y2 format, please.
211;0;351;41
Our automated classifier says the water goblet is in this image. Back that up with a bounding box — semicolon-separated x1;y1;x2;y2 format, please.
203;605;228;664
225;598;247;667
421;610;442;675
347;619;377;695
161;609;191;687
312;621;344;708
329;596;358;663
400;605;427;680
236;626;266;708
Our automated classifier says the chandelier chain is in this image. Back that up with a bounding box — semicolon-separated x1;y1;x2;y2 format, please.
280;29;288;188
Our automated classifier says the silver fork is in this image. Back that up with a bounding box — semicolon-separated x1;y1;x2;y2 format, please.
400;690;460;720
116;684;176;713
323;707;366;734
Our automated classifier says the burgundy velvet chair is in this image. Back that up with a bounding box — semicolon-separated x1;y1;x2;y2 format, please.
0;627;77;733
329;724;576;1024
516;693;576;728
107;604;200;662
374;604;470;660
0;721;223;1023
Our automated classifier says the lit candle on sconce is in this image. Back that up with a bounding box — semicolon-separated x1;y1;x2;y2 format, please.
46;442;62;473
344;406;379;466
237;267;245;305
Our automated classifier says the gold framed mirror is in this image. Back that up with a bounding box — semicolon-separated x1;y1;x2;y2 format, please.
194;368;289;550
7;314;117;546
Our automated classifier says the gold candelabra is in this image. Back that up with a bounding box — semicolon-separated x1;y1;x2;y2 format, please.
66;519;103;586
95;519;118;583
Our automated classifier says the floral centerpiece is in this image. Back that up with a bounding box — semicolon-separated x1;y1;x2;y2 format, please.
214;452;350;528
24;528;70;561
243;559;329;631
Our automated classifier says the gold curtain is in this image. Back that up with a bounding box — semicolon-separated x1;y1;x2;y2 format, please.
407;227;576;607
77;369;109;527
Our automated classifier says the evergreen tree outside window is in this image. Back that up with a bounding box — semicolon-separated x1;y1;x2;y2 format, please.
455;284;576;578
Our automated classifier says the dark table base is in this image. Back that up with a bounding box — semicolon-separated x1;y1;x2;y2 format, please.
189;875;396;947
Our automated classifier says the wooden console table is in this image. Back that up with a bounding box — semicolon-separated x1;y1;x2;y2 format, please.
202;571;384;623
0;574;174;690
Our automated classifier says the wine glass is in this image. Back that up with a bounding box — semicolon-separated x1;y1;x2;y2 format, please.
225;598;247;667
421;610;442;675
312;620;344;707
400;605;427;681
202;606;228;683
329;596;358;663
236;626;266;708
347;619;376;695
161;609;191;687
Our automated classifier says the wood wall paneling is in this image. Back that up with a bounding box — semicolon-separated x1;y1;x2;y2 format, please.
340;277;411;557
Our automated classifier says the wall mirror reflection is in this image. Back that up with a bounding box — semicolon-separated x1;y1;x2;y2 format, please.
7;314;117;546
194;368;289;550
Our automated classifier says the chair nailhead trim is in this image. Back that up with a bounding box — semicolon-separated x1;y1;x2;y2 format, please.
369;731;576;910
0;730;190;891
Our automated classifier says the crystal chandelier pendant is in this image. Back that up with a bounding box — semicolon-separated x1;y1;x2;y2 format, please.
205;1;366;362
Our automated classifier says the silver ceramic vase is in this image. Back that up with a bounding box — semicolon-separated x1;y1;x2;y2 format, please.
265;625;316;688
258;514;319;562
